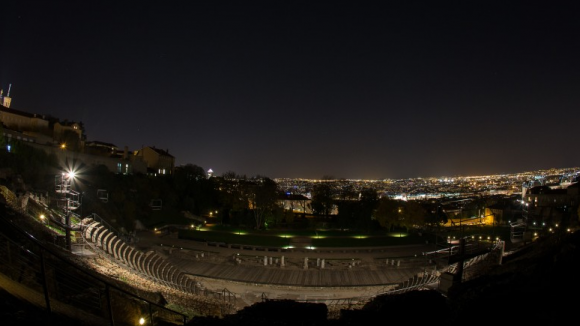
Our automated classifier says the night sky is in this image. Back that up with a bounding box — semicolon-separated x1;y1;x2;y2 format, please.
2;1;579;180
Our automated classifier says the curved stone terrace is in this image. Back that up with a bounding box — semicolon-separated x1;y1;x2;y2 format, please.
134;229;443;288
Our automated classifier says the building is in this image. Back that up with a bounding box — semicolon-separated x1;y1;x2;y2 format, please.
0;89;85;149
84;140;119;156
52;120;85;151
279;193;312;215
132;146;175;176
0;85;13;108
522;178;580;228
0;89;170;176
0;103;54;146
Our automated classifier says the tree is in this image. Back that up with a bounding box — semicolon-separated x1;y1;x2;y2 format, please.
335;200;357;230
375;197;400;230
424;202;448;229
399;201;427;230
221;170;238;180
339;183;357;200
60;129;83;152
175;164;206;181
248;177;280;230
358;187;378;231
267;204;285;228
172;164;218;216
217;173;252;225
334;188;378;232
374;198;427;232
310;182;334;217
1;141;58;189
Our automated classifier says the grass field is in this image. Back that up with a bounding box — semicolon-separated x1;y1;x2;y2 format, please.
141;206;514;249
177;224;512;249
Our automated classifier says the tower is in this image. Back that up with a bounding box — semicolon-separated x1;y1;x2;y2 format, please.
1;84;12;108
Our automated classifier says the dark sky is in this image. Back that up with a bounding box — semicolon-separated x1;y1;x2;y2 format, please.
2;1;579;180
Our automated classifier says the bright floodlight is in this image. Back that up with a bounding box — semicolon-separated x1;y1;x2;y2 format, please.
67;171;76;179
139;317;145;325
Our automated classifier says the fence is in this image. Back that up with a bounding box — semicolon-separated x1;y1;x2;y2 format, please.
0;211;189;326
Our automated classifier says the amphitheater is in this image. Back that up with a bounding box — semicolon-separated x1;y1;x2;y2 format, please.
0;191;505;324
76;214;502;313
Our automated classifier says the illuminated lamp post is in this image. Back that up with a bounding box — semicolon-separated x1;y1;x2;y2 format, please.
60;170;77;251
398;207;402;237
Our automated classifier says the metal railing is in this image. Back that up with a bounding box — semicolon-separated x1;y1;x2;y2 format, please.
0;211;188;326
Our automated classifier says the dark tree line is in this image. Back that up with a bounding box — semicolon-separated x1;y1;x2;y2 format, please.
308;180;449;233
0;141;449;234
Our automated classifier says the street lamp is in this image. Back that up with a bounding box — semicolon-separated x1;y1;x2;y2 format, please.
62;172;71;251
59;170;77;251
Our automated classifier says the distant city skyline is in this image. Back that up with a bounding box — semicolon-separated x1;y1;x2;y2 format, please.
2;2;579;179
276;166;580;181
275;166;580;194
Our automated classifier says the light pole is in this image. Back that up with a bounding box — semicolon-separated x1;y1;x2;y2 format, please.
63;172;71;251
60;171;76;251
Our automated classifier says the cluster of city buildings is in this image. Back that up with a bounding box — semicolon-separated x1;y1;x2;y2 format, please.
276;168;578;200
0;88;175;176
276;168;580;230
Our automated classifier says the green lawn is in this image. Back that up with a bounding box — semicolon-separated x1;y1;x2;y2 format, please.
143;209;193;228
178;228;470;248
175;224;512;249
178;229;291;247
